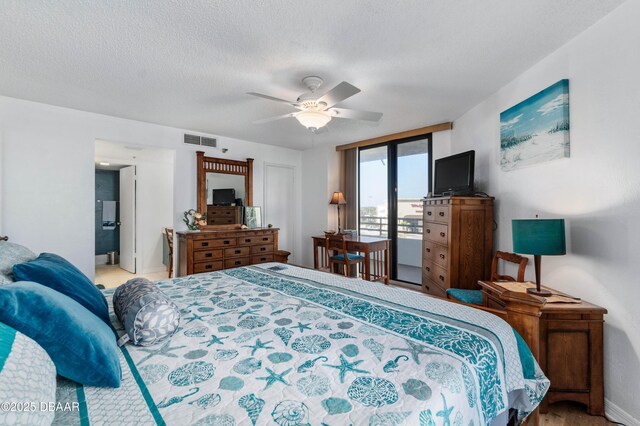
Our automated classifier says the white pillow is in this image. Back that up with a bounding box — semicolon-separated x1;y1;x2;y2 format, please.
0;241;37;285
0;321;57;426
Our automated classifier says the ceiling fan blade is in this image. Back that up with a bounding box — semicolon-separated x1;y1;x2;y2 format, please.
252;112;298;124
317;82;361;108
330;107;383;122
247;92;299;107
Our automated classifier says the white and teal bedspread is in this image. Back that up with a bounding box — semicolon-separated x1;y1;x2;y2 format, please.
54;263;549;426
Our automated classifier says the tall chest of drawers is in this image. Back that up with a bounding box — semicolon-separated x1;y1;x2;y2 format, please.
177;228;279;276
422;196;494;298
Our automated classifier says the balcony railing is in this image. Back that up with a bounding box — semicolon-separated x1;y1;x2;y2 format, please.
359;216;422;239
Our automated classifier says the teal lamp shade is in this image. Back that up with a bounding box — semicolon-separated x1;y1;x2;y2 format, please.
512;219;566;256
512;219;565;296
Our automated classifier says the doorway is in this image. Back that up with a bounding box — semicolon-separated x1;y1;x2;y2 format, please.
94;140;175;288
358;135;432;284
264;163;296;263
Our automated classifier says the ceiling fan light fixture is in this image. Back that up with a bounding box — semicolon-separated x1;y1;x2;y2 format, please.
295;110;331;130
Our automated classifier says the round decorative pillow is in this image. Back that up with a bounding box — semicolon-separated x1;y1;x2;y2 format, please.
113;278;180;346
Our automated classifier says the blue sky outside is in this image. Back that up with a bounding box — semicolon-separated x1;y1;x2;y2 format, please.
500;79;569;139
360;152;429;209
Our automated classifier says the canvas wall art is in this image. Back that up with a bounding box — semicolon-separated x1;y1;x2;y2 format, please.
500;79;570;171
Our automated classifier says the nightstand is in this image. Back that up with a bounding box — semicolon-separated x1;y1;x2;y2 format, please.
478;281;607;415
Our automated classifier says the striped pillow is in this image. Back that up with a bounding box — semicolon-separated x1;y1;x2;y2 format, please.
0;321;57;425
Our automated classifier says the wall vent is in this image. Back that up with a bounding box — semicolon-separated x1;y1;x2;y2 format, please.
184;134;201;145
201;137;217;148
184;134;218;148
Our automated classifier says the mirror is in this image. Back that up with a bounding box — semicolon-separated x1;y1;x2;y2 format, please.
206;173;246;206
196;151;253;229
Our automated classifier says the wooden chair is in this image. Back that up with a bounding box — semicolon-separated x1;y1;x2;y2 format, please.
164;227;174;278
446;251;528;305
325;234;365;277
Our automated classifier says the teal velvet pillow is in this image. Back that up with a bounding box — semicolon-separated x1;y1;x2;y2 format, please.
13;253;110;324
0;282;121;387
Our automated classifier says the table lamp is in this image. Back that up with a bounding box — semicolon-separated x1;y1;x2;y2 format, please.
329;192;347;233
512;219;566;296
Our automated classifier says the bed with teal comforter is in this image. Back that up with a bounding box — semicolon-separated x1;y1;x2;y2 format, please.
53;263;549;426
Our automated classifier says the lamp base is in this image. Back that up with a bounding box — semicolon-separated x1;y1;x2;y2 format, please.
526;287;552;297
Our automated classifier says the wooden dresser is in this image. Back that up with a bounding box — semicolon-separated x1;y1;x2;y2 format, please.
206;206;243;226
422;196;494;298
177;228;278;276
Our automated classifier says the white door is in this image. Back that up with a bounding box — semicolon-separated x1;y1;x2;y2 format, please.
119;166;136;273
264;164;295;262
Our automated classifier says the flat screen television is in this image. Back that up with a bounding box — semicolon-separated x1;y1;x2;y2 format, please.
433;150;475;196
212;188;236;206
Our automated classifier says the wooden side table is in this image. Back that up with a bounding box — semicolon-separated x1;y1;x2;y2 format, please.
478;281;607;415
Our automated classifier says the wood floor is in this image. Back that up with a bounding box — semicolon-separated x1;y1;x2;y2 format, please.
541;402;617;425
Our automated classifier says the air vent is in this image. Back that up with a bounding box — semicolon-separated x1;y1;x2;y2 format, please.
184;134;201;145
201;137;217;148
184;134;218;148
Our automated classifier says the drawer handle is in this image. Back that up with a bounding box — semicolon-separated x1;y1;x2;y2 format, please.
260;247;266;251
201;242;209;247
260;257;266;261
262;237;269;241
235;250;241;254
426;248;430;253
440;232;446;237
224;240;230;245
426;229;431;234
439;254;445;259
245;239;251;243
235;260;241;265
439;211;445;217
439;275;445;281
205;253;212;258
427;211;432;216
205;265;212;269
426;267;430;272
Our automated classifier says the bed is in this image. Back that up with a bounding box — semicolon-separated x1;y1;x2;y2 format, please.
53;263;549;426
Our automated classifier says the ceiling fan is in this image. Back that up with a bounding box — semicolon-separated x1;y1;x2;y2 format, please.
248;76;383;133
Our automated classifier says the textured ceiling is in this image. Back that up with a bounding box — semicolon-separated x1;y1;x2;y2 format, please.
0;1;623;150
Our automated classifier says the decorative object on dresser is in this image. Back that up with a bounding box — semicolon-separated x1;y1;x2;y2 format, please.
177;228;279;276
329;191;347;233
446;251;528;305
245;206;262;229
183;209;206;231
479;280;606;416
422;195;494;298
512;218;566;296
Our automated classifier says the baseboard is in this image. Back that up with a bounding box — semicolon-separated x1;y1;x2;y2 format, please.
606;398;640;426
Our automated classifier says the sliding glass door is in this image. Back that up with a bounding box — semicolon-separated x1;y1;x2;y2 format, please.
359;135;431;284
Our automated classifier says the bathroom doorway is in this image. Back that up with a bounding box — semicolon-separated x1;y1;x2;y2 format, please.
94;140;175;288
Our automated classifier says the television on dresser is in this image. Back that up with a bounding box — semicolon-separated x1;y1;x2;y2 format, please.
211;188;236;206
433;150;475;196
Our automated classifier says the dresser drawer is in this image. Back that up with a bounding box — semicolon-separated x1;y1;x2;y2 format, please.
224;257;251;268
434;206;449;223
208;208;236;216
193;249;223;262
224;247;251;258
193;261;224;273
252;254;274;264
251;244;274;254
422;277;447;298
194;238;237;250
423;243;448;268
423;261;449;288
238;234;274;245
424;223;448;246
208;217;235;225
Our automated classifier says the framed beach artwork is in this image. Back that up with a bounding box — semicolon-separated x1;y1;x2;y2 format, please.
245;206;262;228
500;79;570;171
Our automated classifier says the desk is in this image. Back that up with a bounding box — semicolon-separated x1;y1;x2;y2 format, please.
479;281;607;416
312;235;390;284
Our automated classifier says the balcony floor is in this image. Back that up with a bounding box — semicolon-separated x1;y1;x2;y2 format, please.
397;264;421;285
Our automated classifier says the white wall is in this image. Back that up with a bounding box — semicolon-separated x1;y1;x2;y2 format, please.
449;1;640;423
299;143;341;267
0;96;303;279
